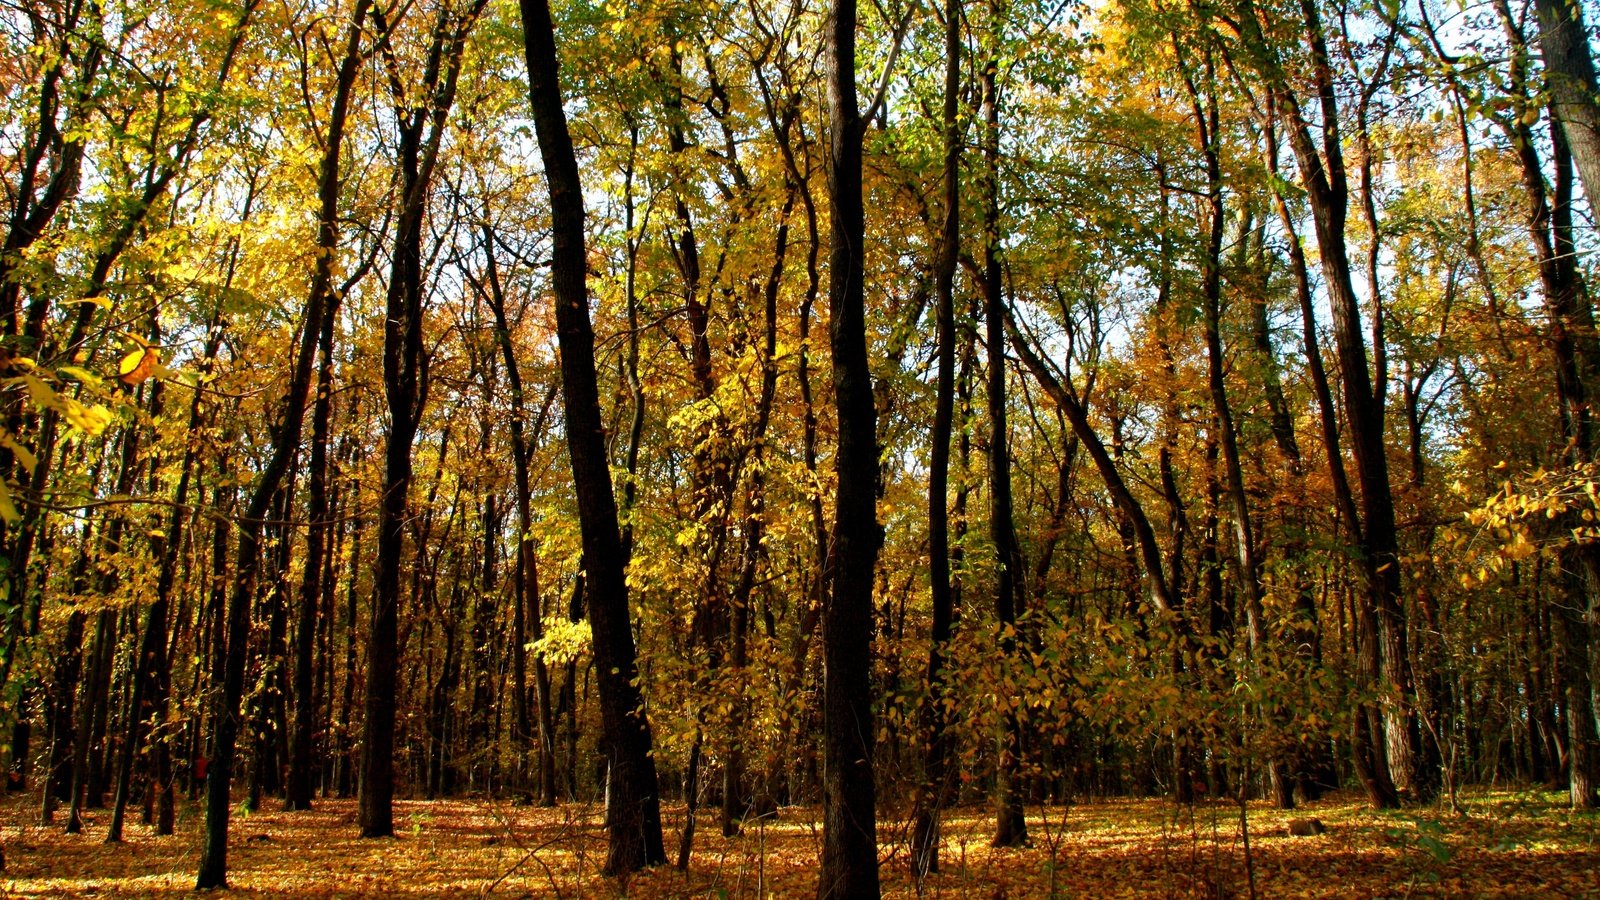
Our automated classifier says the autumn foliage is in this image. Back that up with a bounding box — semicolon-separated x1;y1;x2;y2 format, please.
0;0;1598;892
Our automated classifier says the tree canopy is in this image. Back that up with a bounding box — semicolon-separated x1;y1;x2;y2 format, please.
1;0;1599;891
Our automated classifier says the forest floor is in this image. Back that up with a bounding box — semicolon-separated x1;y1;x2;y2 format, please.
1;788;1597;897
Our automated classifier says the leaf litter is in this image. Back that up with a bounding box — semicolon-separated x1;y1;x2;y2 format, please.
1;790;1596;897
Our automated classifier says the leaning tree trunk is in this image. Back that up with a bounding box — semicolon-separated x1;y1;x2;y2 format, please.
1238;0;1405;808
194;207;326;891
286;0;369;811
518;0;665;874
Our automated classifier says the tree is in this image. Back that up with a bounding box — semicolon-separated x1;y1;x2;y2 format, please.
360;0;486;839
517;0;665;874
1534;0;1600;206
284;0;373;813
910;0;962;874
818;0;881;894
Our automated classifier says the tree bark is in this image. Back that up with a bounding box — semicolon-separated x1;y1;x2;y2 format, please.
1534;0;1600;208
911;0;961;874
979;25;1028;847
107;315;223;839
286;0;369;811
518;0;665;874
360;0;483;838
1238;0;1404;808
478;227;560;806
817;0;881;894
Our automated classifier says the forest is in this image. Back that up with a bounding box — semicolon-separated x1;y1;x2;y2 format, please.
1;0;1599;894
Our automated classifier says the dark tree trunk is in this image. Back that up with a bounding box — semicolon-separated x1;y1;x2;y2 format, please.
1010;329;1177;615
248;482;295;812
477;226;560;806
65;608;114;834
196;309;314;888
1243;2;1403;806
1495;1;1600;807
360;0;481;838
978;31;1028;848
108;316;223;840
286;0;367;810
518;0;665;874
817;0;881;894
1179;51;1291;805
40;609;85;823
722;186;791;837
912;0;961;872
337;495;362;800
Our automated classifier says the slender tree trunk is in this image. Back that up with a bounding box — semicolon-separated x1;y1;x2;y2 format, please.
818;0;881;893
1009;330;1176;615
518;0;665;873
1494;1;1600;805
337;494;362;799
912;0;960;873
196;333;314;887
360;0;482;837
619;125;646;562
108;320;223;839
977;31;1028;847
1252;37;1401;803
286;1;367;810
65;608;113;834
1179;52;1292;805
478;226;560;806
39;609;85;824
721;187;792;836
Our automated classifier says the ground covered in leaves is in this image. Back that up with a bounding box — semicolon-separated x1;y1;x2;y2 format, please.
2;790;1597;897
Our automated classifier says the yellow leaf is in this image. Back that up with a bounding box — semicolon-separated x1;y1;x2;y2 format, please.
62;398;112;436
1;433;37;474
22;374;54;409
119;347;158;385
58;365;102;386
0;478;19;524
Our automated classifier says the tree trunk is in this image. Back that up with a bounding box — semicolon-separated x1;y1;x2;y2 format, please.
979;29;1028;847
1244;2;1404;804
39;609;85;823
286;0;367;810
64;609;111;834
108;318;222;839
911;0;961;868
817;0;882;894
1496;1;1600;806
518;0;665;874
1534;0;1600;207
360;0;481;837
478;226;560;806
